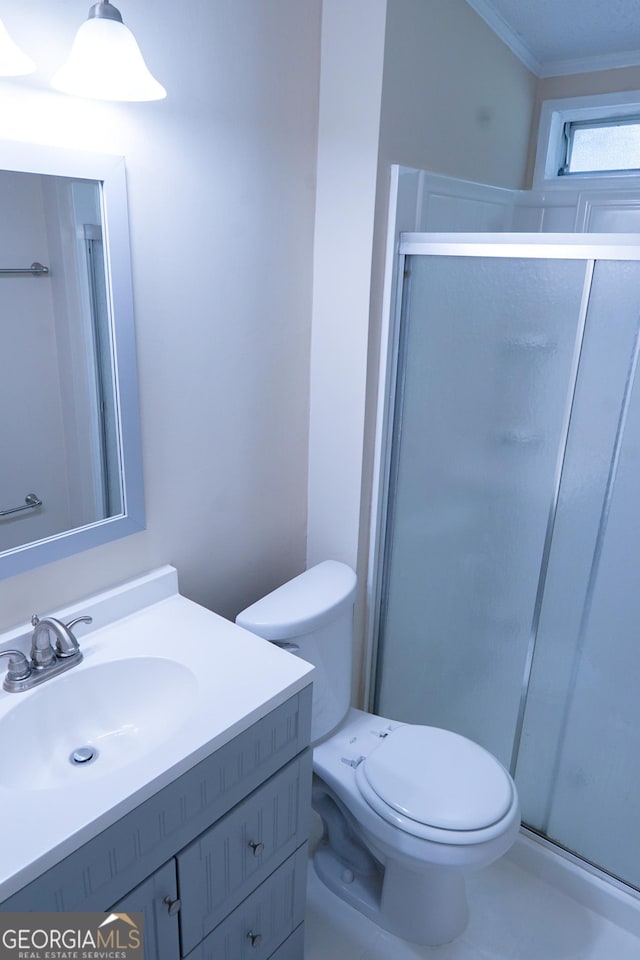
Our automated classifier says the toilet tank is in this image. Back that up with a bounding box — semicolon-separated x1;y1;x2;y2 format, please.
236;561;357;742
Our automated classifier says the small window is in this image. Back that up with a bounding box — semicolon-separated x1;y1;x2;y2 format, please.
561;117;640;176
533;91;640;186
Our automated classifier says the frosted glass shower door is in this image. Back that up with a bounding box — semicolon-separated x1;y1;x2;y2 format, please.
515;260;640;888
375;253;591;768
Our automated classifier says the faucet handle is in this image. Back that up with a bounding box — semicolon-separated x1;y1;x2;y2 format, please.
65;616;93;632
0;650;32;683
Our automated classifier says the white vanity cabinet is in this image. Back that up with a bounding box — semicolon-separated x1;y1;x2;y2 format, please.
0;686;313;960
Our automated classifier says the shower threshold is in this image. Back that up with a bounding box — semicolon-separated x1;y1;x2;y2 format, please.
511;827;640;938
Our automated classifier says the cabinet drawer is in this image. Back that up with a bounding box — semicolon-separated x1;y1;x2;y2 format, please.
110;859;180;960
184;845;307;960
178;750;311;955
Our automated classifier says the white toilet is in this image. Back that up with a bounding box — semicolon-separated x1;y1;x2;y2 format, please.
236;560;520;946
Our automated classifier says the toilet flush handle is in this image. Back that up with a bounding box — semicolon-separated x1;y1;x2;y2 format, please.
269;640;300;652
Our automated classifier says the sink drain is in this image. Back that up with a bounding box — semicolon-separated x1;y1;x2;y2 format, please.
70;746;98;766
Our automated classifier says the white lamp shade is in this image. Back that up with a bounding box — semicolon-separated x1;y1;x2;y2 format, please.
50;16;166;101
0;17;36;76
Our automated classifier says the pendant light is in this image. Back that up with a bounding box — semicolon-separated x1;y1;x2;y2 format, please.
51;0;166;102
0;17;36;76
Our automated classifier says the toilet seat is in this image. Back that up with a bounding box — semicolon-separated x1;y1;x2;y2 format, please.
355;725;514;842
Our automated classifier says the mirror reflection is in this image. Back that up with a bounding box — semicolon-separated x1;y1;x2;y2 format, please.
0;171;123;555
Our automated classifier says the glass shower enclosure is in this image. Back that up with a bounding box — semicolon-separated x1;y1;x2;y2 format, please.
373;234;640;890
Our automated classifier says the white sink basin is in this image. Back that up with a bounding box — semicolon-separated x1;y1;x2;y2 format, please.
0;566;314;902
0;657;198;790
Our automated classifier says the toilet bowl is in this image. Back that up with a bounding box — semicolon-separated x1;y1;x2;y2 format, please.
236;561;520;945
311;707;520;944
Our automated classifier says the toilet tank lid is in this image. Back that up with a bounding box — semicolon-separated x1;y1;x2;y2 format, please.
236;560;357;640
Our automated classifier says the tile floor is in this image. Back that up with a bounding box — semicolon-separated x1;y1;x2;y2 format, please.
304;853;640;960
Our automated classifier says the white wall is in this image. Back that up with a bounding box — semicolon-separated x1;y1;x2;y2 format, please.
0;0;321;629
378;0;538;191
306;0;387;571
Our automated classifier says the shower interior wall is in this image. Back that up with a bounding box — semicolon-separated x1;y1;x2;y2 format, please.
392;167;640;234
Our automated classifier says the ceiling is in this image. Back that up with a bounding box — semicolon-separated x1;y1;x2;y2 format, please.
466;0;640;77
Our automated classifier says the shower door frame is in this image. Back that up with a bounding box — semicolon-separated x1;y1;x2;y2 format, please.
365;232;640;890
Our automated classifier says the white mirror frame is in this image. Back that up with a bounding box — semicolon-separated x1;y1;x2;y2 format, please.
0;141;144;579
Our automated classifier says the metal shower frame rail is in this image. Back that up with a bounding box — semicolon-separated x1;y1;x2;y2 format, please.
398;231;640;259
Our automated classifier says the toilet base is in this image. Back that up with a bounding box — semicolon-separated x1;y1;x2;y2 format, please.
313;841;469;946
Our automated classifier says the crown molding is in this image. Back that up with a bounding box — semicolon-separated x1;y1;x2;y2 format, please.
540;48;640;78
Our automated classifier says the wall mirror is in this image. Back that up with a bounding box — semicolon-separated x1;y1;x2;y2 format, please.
0;141;144;579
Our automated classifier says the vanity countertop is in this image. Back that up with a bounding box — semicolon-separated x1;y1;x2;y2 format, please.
0;566;314;901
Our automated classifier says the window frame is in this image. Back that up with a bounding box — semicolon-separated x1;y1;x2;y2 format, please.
534;90;640;187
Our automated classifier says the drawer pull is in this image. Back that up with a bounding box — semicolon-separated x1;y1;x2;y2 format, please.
163;895;182;917
248;840;265;856
247;931;263;948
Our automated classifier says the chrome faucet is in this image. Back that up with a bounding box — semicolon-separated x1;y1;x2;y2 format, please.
0;613;93;693
30;615;92;663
